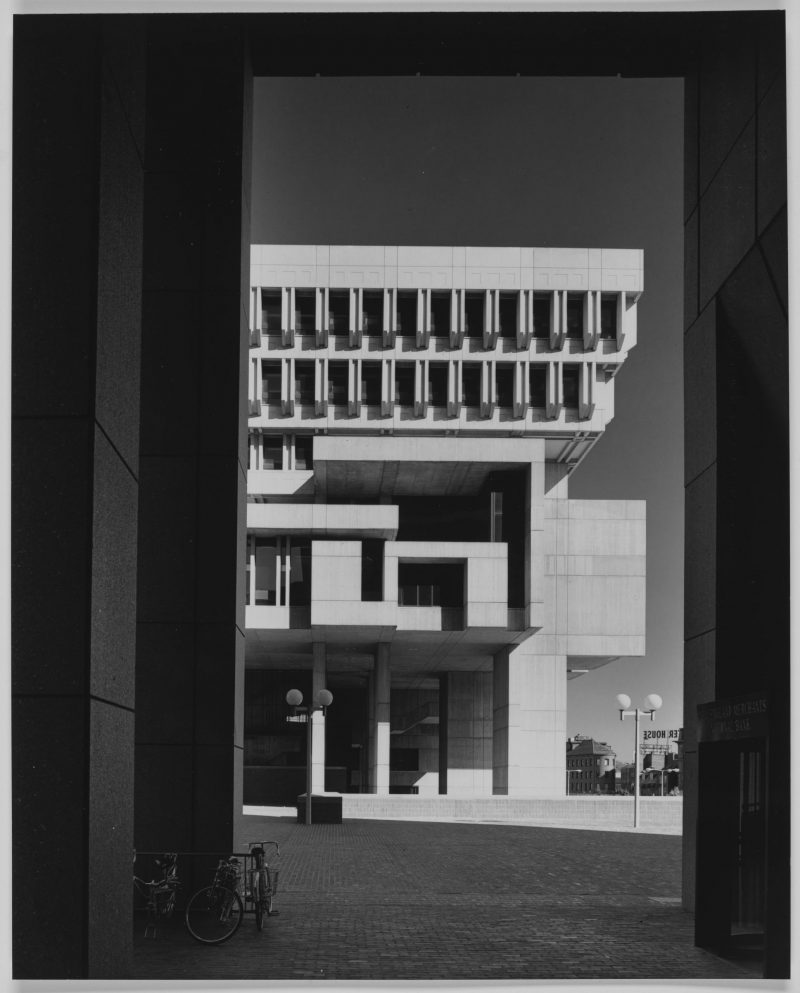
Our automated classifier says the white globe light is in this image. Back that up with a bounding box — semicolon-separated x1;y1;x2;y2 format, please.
286;688;303;706
616;694;631;710
644;693;663;712
316;688;333;708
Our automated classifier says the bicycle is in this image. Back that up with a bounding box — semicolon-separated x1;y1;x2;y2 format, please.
245;840;280;931
184;856;244;944
133;851;179;938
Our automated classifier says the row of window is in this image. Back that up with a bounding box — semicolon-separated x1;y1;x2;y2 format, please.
259;287;619;339
258;359;588;408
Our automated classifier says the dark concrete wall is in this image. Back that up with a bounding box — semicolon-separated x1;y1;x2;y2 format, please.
134;17;252;858
12;16;145;978
682;13;788;978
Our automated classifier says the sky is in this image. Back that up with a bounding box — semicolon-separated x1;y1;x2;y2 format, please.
250;74;685;760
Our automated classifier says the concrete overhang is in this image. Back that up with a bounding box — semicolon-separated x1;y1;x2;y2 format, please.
247;501;399;538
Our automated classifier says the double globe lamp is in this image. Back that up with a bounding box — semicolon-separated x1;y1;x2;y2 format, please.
285;688;333;825
616;692;663;828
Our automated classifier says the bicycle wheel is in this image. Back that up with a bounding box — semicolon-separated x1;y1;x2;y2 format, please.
260;868;273;917
185;885;243;944
254;881;264;932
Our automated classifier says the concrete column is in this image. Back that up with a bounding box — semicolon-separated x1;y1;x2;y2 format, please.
366;669;376;793
493;647;567;796
439;672;492;796
311;644;327;794
371;645;391;794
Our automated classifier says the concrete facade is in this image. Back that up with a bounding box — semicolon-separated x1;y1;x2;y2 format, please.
12;9;787;981
243;245;646;801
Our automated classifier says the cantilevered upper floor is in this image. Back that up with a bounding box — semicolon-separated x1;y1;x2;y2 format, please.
247;245;643;452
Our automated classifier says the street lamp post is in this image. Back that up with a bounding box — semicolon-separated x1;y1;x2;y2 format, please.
616;692;663;828
286;688;333;825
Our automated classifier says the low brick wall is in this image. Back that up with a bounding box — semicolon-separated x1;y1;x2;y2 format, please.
341;795;682;830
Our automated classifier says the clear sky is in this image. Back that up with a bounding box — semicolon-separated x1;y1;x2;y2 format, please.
250;74;685;760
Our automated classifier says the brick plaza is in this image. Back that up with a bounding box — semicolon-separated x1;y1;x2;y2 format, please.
133;813;756;981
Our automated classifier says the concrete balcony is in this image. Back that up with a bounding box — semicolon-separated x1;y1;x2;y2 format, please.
247;502;398;538
247;469;314;498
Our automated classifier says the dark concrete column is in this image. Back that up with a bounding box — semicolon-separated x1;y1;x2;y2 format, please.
682;13;788;978
12;15;146;978
134;18;252;857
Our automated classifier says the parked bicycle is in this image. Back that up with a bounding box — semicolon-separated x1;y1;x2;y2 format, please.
245;840;280;931
185;855;244;944
133;851;179;938
184;841;281;944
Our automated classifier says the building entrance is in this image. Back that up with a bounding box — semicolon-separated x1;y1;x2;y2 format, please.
696;737;766;965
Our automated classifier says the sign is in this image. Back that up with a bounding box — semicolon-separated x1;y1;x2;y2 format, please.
697;693;769;743
642;728;682;742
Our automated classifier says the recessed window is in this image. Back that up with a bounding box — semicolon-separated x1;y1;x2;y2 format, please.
398;562;464;607
261;435;283;470
533;294;550;338
254;537;278;605
430;291;451;337
499;292;518;339
362;291;383;336
328;289;349;334
361;539;383;602
600;295;617;338
464;292;484;338
262;361;281;403
428;363;448;407
295;436;313;470
563;365;580;408
294;360;315;404
261;289;282;333
396;291;418;336
361;362;381;405
529;365;547;407
566;294;584;339
461;363;481;405
395;362;415;406
288;537;312;606
294;289;316;332
328;361;348;405
496;365;514;406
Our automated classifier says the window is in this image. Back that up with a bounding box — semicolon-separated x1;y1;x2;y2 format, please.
294;289;316;332
533;294;550;338
396;291;417;336
499;292;517;339
288;537;312;606
398;562;464;607
361;539;383;601
395;362;415;406
496;365;514;407
390;748;419;771
464;292;484;338
428;363;448;407
600;294;617;338
361;362;382;406
566;294;583;339
328;361;348;405
362;291;383;335
262;361;281;403
461;363;481;405
490;491;503;542
261;435;283;470
254;537;278;605
430;291;451;337
328;289;349;334
294;361;315;404
529;365;547;407
261;289;282;333
295;436;313;470
563;365;580;408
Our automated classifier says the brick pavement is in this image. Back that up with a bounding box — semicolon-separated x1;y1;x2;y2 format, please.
133;814;758;981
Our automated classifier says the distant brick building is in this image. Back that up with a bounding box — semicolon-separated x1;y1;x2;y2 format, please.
566;736;616;794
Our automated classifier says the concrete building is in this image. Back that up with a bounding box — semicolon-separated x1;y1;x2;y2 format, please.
566;737;617;794
243;244;646;801
12;9;787;980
